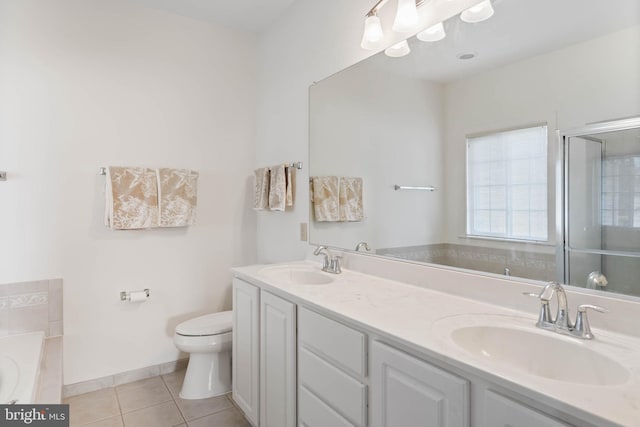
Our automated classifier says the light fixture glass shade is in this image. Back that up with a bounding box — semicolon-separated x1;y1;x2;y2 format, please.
417;22;446;42
384;40;411;58
460;0;494;23
392;0;419;33
360;15;384;50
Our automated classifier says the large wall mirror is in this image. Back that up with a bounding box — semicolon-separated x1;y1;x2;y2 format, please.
309;0;640;297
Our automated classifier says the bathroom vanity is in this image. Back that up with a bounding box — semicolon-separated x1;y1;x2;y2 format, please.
231;258;640;427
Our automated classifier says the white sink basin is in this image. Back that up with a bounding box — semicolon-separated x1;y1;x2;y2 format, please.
435;315;630;386
260;265;335;285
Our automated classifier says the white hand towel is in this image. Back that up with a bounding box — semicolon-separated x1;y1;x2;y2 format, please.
104;166;158;230
269;164;287;211
253;167;270;210
157;168;199;227
312;176;340;221
339;177;364;222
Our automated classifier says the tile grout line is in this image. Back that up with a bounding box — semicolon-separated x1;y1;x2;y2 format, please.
161;373;189;424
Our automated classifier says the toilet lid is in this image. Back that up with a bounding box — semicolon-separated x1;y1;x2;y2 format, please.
176;311;232;336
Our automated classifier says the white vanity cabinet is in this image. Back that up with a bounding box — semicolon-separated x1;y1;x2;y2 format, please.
484;390;571;427
231;278;297;427
371;340;470;427
260;290;297;427
232;278;260;426
298;307;368;427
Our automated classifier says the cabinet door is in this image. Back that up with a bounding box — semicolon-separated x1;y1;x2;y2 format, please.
371;341;469;427
232;278;260;426
260;291;296;427
485;391;572;427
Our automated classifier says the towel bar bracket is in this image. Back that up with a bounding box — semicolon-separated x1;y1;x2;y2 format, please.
0;171;6;181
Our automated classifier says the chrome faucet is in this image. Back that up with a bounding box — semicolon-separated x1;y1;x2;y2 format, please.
525;282;608;340
313;245;342;274
355;242;371;252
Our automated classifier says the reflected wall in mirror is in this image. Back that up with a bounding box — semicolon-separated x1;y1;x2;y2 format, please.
309;0;640;296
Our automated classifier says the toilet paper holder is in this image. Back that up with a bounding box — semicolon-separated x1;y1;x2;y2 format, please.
120;289;150;301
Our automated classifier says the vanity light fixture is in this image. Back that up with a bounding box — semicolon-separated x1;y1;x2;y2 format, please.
392;0;420;32
385;40;411;57
361;13;385;50
361;0;494;58
460;0;494;23
417;22;446;42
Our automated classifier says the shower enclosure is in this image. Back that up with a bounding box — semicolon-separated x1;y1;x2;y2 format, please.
560;117;640;297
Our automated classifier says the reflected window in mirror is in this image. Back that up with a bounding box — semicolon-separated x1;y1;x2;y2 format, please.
466;125;548;241
602;155;640;228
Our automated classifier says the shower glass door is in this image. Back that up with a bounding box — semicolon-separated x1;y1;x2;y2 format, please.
562;118;640;297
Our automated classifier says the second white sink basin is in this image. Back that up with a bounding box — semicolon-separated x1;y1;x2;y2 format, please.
259;265;335;285
435;315;630;386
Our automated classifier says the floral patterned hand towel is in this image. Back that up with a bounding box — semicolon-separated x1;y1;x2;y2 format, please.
105;166;159;230
269;164;287;211
311;176;340;221
339;177;364;221
157;168;199;227
253;167;270;210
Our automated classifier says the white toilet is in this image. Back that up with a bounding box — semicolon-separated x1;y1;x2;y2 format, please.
173;310;233;399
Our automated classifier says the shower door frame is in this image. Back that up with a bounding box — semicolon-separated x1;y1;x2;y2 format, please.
557;116;640;287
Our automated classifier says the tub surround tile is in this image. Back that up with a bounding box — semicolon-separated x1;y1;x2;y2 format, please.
0;278;64;337
37;336;63;404
121;401;184;427
8;304;49;335
49;320;64;337
64;388;121;426
116;377;172;414
7;279;49;295
186;408;251;427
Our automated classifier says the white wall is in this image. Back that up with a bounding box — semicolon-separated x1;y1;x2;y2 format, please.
310;64;445;249
443;25;640;250
0;0;257;384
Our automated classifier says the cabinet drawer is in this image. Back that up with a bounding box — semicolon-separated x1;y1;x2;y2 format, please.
299;347;367;427
485;391;571;427
299;307;366;377
299;386;355;427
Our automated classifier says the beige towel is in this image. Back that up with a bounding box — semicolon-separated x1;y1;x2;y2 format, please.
253;167;270;210
285;166;294;207
157;168;199;227
312;176;340;221
269;164;287;211
339;177;364;221
105;166;158;230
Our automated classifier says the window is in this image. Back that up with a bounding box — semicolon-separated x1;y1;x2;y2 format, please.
466;125;548;241
602;154;640;228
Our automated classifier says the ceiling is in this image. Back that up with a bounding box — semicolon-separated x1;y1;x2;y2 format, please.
130;0;298;33
368;0;640;83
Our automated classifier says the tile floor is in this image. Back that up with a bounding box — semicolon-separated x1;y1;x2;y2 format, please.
63;369;251;427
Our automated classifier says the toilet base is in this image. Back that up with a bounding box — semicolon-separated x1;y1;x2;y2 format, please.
179;350;231;400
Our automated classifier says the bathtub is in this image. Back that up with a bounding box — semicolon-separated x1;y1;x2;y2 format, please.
0;331;45;404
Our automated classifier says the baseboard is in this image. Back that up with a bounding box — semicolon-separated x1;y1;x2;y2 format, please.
62;358;189;398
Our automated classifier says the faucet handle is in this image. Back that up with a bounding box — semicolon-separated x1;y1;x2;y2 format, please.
573;304;608;340
523;292;553;328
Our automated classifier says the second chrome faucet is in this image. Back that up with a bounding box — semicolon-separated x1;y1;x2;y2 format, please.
527;282;608;340
313;246;342;274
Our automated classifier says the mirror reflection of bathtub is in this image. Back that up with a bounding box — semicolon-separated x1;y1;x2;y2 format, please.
309;0;640;297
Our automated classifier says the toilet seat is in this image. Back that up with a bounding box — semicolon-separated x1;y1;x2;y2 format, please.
175;310;232;337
